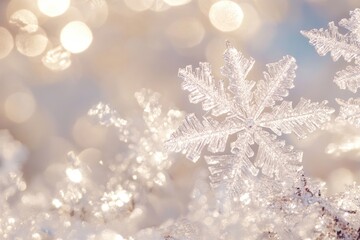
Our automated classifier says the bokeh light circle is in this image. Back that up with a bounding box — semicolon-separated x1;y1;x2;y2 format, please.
166;18;205;48
5;92;36;123
9;9;39;33
164;0;191;6
37;0;70;17
60;21;93;54
209;0;244;32
124;0;153;12
15;28;48;57
0;27;14;59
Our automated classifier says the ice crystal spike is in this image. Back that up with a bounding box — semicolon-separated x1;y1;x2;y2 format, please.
165;114;236;162
302;9;360;93
253;55;296;118
259;98;334;139
179;63;231;117
206;132;258;199
339;9;360;38
301;22;360;63
334;65;360;93
221;42;255;113
253;131;302;179
336;98;360;127
166;43;334;188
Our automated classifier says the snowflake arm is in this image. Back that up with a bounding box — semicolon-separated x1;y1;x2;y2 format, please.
334;65;360;93
253;55;297;119
301;22;360;63
259;98;335;139
221;41;255;114
254;131;303;179
206;132;258;198
179;63;239;117
339;9;360;37
206;154;258;199
165;114;244;162
336;98;360;127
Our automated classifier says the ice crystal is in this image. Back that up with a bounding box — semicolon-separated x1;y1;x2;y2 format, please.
336;98;360;127
42;45;71;71
89;89;184;173
41;89;185;225
302;9;360;93
132;168;360;239
165;43;334;199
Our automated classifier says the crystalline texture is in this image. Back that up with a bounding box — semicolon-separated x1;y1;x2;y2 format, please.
165;43;334;198
336;98;360;127
302;9;360;93
42;46;71;71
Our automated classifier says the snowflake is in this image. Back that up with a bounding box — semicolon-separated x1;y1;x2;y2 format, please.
165;42;334;198
302;9;360;129
302;9;360;93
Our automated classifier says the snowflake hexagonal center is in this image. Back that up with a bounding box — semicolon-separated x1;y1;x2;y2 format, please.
245;118;256;129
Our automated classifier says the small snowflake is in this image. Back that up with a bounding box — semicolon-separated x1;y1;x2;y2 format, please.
302;9;360;93
165;42;334;198
303;9;360;128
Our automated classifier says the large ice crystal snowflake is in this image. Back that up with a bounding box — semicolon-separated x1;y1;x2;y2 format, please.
165;42;334;198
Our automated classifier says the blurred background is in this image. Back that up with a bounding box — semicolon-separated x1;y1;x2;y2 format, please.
0;0;360;196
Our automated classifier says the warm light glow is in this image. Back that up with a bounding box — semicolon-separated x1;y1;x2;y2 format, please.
328;168;354;193
209;0;244;32
101;189;132;209
72;116;107;147
85;0;109;28
15;28;48;57
0;27;14;59
5;92;36;123
60;21;93;54
42;46;71;71
101;203;110;212
124;0;153;12
326;136;360;155
52;198;62;208
99;230;124;240
9;9;39;33
164;0;191;6
37;0;70;17
166;17;205;48
117;190;131;204
154;172;166;186
66;168;82;183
